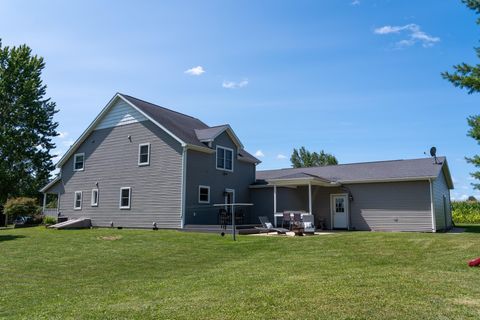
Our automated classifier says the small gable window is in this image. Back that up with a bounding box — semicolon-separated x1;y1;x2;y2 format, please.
119;187;131;209
91;189;99;207
216;146;234;172
74;191;82;210
198;186;210;204
74;153;85;171
138;143;150;166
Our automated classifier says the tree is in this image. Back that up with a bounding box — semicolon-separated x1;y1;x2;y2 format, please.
290;146;338;168
442;0;480;189
0;40;58;204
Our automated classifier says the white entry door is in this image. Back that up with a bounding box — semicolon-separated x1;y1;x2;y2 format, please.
332;194;348;229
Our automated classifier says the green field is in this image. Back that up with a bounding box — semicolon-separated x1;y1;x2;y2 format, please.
1;226;480;319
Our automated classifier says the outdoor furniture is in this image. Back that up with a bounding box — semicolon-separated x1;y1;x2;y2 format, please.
316;218;327;230
235;209;245;225
256;216;289;234
282;212;292;229
218;209;229;229
302;215;316;234
293;213;302;223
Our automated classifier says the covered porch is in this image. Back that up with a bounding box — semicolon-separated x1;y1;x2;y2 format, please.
251;174;352;230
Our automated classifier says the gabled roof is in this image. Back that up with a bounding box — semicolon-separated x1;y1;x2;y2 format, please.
55;93;260;168
195;125;244;149
256;157;453;188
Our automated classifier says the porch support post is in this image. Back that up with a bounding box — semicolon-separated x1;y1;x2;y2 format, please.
42;193;47;214
308;182;312;215
273;184;277;226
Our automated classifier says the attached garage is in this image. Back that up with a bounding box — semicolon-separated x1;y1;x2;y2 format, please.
251;157;454;232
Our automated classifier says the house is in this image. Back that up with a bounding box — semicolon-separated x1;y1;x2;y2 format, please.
251;157;453;232
41;93;454;232
41;93;260;229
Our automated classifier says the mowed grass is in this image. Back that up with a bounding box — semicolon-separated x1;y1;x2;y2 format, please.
1;227;480;319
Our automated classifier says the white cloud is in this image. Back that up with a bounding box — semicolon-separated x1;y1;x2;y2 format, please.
184;66;205;76
222;79;249;89
62;139;75;147
374;23;440;48
58;131;69;139
351;0;360;5
277;154;287;160
254;150;265;158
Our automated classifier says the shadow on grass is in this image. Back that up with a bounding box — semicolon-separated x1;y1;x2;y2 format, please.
457;224;480;233
0;235;26;242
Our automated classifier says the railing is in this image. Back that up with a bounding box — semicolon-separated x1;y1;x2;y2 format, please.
43;208;58;217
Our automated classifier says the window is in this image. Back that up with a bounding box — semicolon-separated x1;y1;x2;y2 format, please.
138;143;150;166
198;185;210;204
119;187;131;209
73;153;85;171
74;191;82;210
91;189;99;207
216;146;234;171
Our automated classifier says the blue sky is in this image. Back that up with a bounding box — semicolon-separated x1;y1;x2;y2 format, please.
1;1;479;199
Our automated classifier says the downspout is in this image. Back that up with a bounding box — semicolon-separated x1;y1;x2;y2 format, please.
42;193;47;214
429;179;436;233
180;146;188;229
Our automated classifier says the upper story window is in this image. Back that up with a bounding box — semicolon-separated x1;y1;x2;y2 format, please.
138;143;150;166
73;153;85;171
216;146;234;172
198;185;210;204
119;187;131;209
74;191;82;210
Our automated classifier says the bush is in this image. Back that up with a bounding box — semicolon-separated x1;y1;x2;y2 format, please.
3;197;41;219
452;201;480;224
43;216;57;225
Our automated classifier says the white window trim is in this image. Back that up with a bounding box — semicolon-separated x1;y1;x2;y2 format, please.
74;191;82;210
91;188;99;207
216;145;234;172
198;185;210;204
119;187;131;209
73;153;85;171
138;143;151;166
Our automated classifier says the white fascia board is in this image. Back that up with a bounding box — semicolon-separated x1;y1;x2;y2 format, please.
339;176;436;184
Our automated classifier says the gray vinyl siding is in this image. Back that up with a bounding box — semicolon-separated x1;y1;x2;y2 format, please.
346;181;433;232
250;181;434;231
185;132;256;225
57;120;183;228
432;170;453;231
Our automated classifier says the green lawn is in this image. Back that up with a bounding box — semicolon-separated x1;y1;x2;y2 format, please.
1;227;480;319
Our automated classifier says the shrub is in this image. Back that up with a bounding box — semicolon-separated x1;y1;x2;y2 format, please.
3;197;41;219
452;201;480;224
43;216;57;225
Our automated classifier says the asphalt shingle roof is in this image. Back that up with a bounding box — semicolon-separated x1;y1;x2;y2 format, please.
121;94;259;163
256;157;452;187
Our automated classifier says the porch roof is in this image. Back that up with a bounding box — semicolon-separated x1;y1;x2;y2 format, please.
254;156;453;189
265;172;339;187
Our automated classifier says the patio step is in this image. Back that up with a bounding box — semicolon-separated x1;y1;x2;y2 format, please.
49;218;91;230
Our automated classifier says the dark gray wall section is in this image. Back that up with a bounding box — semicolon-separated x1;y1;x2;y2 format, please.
57;120;183;228
346;181;433;231
185;131;256;224
432;169;452;231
